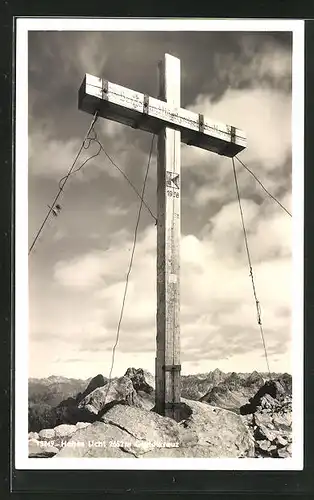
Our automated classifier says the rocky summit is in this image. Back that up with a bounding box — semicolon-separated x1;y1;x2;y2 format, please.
240;379;292;458
28;368;292;459
29;401;254;459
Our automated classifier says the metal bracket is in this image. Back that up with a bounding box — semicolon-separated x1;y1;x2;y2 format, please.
230;125;236;143
164;402;182;409
199;113;205;133
132;94;149;129
102;80;109;100
218;126;237;157
143;94;149;114
162;364;181;372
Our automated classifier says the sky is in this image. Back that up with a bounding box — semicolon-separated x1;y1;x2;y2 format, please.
27;28;294;379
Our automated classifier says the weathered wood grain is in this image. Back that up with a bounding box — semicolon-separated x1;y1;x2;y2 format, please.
156;54;181;420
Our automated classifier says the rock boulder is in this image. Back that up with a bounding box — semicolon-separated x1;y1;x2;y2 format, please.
28;431;39;440
77;376;142;418
240;379;292;458
180;399;254;458
76;374;107;404
124;368;154;394
54;424;78;438
76;422;92;430
54;400;253;459
38;428;55;440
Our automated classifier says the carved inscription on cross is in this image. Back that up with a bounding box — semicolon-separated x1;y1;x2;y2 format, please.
78;53;246;420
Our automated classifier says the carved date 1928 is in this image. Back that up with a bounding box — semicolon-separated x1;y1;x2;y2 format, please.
167;190;179;198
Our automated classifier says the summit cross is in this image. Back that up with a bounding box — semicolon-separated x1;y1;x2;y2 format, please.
78;53;247;420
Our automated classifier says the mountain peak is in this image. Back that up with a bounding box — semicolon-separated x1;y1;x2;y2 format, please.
212;368;223;374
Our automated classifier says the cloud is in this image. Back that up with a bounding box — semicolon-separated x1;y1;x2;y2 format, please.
29;114;154;189
54;252;106;289
183;87;291;173
53;227;134;289
29;130;81;177
30;32;109;81
47;194;291;373
27;31;294;377
52;228;68;242
212;40;292;92
106;205;129;217
29;200;292;377
180;43;292;207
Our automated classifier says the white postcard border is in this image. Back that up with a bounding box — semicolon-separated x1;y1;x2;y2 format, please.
15;17;304;471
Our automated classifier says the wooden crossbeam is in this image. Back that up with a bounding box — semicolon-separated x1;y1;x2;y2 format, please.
79;73;246;157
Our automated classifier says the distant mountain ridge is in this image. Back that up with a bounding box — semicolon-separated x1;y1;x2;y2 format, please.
28;368;292;459
29;375;91;386
180;370;291;410
29;376;92;409
29;369;291;428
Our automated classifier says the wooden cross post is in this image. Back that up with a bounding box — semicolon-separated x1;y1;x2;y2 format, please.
78;53;246;420
155;55;181;420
